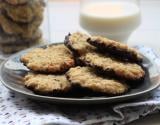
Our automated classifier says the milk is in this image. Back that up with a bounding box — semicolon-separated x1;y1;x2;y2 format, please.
80;1;141;42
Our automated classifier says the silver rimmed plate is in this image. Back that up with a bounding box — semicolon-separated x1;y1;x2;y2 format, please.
0;43;160;104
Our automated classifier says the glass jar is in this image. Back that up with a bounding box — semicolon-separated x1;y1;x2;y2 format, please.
0;0;49;60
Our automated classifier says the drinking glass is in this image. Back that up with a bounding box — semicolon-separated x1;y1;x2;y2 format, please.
79;0;141;42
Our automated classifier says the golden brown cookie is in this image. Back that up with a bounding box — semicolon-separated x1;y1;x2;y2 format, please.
3;4;34;23
1;0;44;23
64;32;95;56
5;0;28;5
0;38;42;53
0;28;42;44
66;66;128;95
21;44;75;73
80;52;145;81
0;9;43;38
24;73;71;94
88;36;142;62
0;27;17;44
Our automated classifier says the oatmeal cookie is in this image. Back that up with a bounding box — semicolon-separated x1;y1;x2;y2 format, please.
0;38;42;53
0;10;43;38
1;0;44;23
80;52;145;81
64;32;95;56
66;66;128;95
21;44;75;73
0;27;17;44
0;28;42;44
5;0;28;5
87;36;142;62
24;73;71;94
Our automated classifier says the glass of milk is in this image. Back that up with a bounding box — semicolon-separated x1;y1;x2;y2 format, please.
79;0;141;42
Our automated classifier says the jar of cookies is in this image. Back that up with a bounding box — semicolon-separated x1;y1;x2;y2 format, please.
0;0;48;59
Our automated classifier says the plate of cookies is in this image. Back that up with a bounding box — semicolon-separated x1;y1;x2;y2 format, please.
0;32;160;104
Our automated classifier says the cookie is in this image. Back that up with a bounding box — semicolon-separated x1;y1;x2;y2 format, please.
79;52;145;81
21;44;75;73
1;0;44;23
0;45;31;53
5;0;28;5
24;73;71;94
3;3;34;23
66;66;128;95
0;10;43;38
87;36;143;62
64;32;95;56
0;27;17;44
0;38;42;53
0;28;42;44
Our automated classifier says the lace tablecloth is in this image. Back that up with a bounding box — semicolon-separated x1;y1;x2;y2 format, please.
0;46;160;125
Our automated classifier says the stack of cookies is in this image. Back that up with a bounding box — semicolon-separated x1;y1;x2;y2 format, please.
21;44;75;95
20;32;145;96
0;0;45;54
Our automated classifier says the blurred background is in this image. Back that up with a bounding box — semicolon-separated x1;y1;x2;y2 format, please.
43;0;160;54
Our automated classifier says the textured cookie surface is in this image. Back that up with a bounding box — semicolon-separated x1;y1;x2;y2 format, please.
0;10;43;38
66;67;128;95
5;0;28;5
65;32;95;56
24;73;71;94
21;44;75;73
0;38;42;53
1;0;44;23
88;36;142;62
0;28;42;44
80;52;145;81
